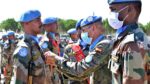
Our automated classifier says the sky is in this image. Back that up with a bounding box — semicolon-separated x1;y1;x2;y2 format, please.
0;0;149;25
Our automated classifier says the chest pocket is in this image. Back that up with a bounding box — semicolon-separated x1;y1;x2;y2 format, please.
32;46;45;64
31;45;45;76
108;33;135;74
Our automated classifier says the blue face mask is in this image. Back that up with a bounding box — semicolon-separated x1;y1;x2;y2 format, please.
81;32;92;44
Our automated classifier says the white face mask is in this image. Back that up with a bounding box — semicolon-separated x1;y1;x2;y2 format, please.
108;6;129;29
81;32;92;44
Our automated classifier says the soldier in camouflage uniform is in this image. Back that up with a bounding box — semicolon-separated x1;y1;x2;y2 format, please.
11;10;52;84
0;34;8;47
42;17;60;55
107;0;150;84
63;19;89;84
0;34;8;81
1;31;18;84
42;17;62;84
0;34;8;62
45;16;113;84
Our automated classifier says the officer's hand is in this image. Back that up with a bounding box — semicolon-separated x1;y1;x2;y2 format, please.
44;51;66;61
44;51;56;65
45;56;56;66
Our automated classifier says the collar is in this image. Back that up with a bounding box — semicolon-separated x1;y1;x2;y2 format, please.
89;34;104;51
47;32;55;39
79;39;87;47
116;23;138;39
25;34;40;44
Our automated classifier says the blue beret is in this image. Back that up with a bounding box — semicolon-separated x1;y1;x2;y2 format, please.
75;19;83;29
19;10;41;22
108;0;141;5
7;31;15;36
67;28;77;34
42;17;58;25
80;16;102;27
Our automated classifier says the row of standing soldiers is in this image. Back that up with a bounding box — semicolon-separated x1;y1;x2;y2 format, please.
1;0;150;83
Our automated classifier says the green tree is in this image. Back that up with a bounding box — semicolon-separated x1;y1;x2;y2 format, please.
139;23;146;32
144;22;150;35
65;19;77;31
58;19;77;32
0;18;22;32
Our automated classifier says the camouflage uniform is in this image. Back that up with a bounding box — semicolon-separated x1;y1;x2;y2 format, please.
56;35;113;84
46;33;60;55
0;39;7;74
40;33;61;84
63;40;89;84
108;23;150;84
11;34;52;84
1;38;18;84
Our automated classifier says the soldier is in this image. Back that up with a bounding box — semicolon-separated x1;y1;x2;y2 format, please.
107;0;150;84
1;31;18;84
45;16;113;84
42;17;60;55
63;19;89;84
11;10;52;84
0;34;8;83
0;34;8;54
67;28;79;44
0;34;8;46
42;17;62;84
76;19;89;55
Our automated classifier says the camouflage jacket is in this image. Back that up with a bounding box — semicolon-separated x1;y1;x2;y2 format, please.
64;42;89;62
56;35;113;84
46;33;60;55
1;39;18;67
62;42;89;84
108;23;150;84
40;34;61;84
11;34;51;84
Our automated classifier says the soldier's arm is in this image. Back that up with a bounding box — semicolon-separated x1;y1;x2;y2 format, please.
12;46;31;84
55;39;112;78
122;42;146;84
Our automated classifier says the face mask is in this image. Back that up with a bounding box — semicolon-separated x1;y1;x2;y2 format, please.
81;32;92;44
108;6;129;29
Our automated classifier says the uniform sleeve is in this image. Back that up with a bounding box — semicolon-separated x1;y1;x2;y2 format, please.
57;39;112;79
12;46;31;84
122;42;146;84
63;44;77;62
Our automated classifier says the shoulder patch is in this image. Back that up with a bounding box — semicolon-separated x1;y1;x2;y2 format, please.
41;42;48;49
19;47;28;57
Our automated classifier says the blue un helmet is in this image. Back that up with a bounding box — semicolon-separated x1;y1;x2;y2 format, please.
18;10;41;22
